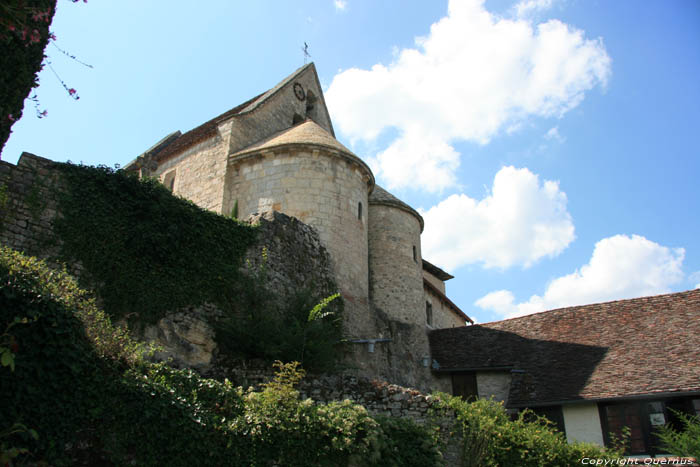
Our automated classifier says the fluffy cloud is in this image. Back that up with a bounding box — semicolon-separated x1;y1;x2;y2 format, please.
476;234;686;319
514;0;554;18
334;0;347;11
326;0;611;192
420;166;574;270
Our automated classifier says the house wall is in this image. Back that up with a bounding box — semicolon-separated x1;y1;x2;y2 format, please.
562;403;604;446
476;371;512;404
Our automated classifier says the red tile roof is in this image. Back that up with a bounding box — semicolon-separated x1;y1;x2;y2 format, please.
429;289;700;407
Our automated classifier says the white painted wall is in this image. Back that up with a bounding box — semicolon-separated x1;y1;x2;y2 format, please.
562;403;604;446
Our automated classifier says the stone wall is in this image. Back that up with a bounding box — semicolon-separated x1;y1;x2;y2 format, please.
0;153;61;260
423;269;446;294
152;120;233;214
367;202;438;391
226;64;334;157
426;287;468;329
135;210;340;372
225;147;373;342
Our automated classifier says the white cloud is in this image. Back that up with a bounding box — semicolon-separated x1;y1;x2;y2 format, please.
420;166;575;270
476;234;686;319
326;0;611;192
544;126;564;142
334;0;347;11
514;0;554;19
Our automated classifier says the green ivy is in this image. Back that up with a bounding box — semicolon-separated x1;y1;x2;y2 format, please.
52;163;258;325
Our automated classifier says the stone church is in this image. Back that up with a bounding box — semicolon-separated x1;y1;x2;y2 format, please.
124;63;471;391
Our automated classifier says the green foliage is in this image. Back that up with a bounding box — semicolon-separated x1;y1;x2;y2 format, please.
52;163;258;324
434;395;621;467
231;361;382;466
655;410;700;460
0;0;57;152
230;198;238;219
372;416;443;467
215;284;344;372
0;248;437;466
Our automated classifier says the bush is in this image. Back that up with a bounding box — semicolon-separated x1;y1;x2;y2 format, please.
0;247;437;465
434;395;621;467
655;410;700;460
372;416;443;467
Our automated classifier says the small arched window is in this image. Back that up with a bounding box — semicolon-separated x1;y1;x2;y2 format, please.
358;201;363;220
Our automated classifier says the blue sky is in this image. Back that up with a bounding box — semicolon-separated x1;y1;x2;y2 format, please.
3;0;699;324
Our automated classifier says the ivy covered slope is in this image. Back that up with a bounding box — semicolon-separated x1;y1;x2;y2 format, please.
0;247;442;466
53;164;259;325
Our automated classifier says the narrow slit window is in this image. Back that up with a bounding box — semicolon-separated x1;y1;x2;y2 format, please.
426;301;433;326
163;170;176;192
358;201;363;220
413;245;417;263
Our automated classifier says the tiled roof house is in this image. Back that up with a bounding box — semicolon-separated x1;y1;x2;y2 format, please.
429;289;700;455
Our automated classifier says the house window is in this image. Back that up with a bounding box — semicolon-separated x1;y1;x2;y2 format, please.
358;201;363;220
412;245;417;263
530;406;566;434
163;170;176;192
693;399;700;417
426;301;433;326
452;372;478;401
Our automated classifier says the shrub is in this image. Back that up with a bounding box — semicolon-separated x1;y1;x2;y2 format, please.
372;416;443;467
655;410;700;460
0;248;436;466
434;395;621;467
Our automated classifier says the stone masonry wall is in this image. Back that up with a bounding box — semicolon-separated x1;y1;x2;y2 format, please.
133;210;340;373
367;203;437;390
226;65;334;158
426;289;468;329
0;153;61;261
152;119;233;214
423;269;446;294
225;147;373;343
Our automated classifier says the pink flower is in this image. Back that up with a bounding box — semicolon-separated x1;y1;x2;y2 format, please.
8;114;15;122
68;88;77;96
49;33;56;41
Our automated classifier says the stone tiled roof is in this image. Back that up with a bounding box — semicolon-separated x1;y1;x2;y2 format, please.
369;185;424;232
231;119;354;158
153;92;264;162
429;289;700;407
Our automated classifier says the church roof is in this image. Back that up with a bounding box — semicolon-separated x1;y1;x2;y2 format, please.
126;63;322;168
231;119;353;158
429;289;700;407
369;185;424;232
